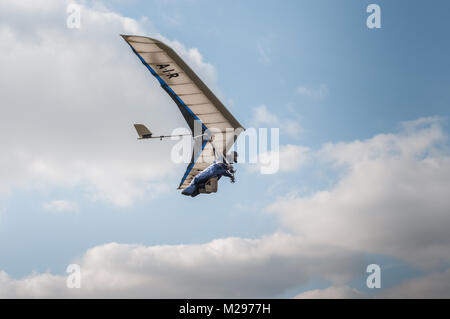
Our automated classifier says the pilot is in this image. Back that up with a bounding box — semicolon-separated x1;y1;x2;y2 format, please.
181;152;238;197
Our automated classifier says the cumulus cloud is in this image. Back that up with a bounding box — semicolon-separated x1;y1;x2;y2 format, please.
268;117;450;270
274;144;310;172
297;268;450;299
2;117;450;298
250;144;310;174
252;105;279;127
381;268;450;298
0;233;364;298
251;105;302;138
0;0;219;206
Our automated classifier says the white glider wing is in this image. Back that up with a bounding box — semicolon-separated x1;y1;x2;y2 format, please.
122;35;244;189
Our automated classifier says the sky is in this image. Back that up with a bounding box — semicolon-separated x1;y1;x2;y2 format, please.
0;0;450;298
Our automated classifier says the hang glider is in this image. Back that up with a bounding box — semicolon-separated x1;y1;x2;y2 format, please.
121;35;244;190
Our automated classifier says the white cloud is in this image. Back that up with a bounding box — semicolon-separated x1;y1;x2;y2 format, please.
268;117;450;270
296;84;328;99
0;0;220;206
0;233;363;298
42;200;79;213
251;105;302;138
2;117;450;298
296;267;450;299
0;271;67;299
277;144;310;172
252;105;279;127
381;268;450;298
251;144;310;174
297;268;450;299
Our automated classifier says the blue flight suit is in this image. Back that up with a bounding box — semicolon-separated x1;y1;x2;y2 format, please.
181;161;234;197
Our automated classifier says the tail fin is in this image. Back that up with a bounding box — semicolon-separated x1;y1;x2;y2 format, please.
134;124;153;139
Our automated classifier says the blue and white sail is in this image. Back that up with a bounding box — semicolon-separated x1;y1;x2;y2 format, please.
121;35;244;189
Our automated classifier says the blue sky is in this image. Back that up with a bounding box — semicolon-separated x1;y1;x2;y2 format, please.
1;0;450;298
